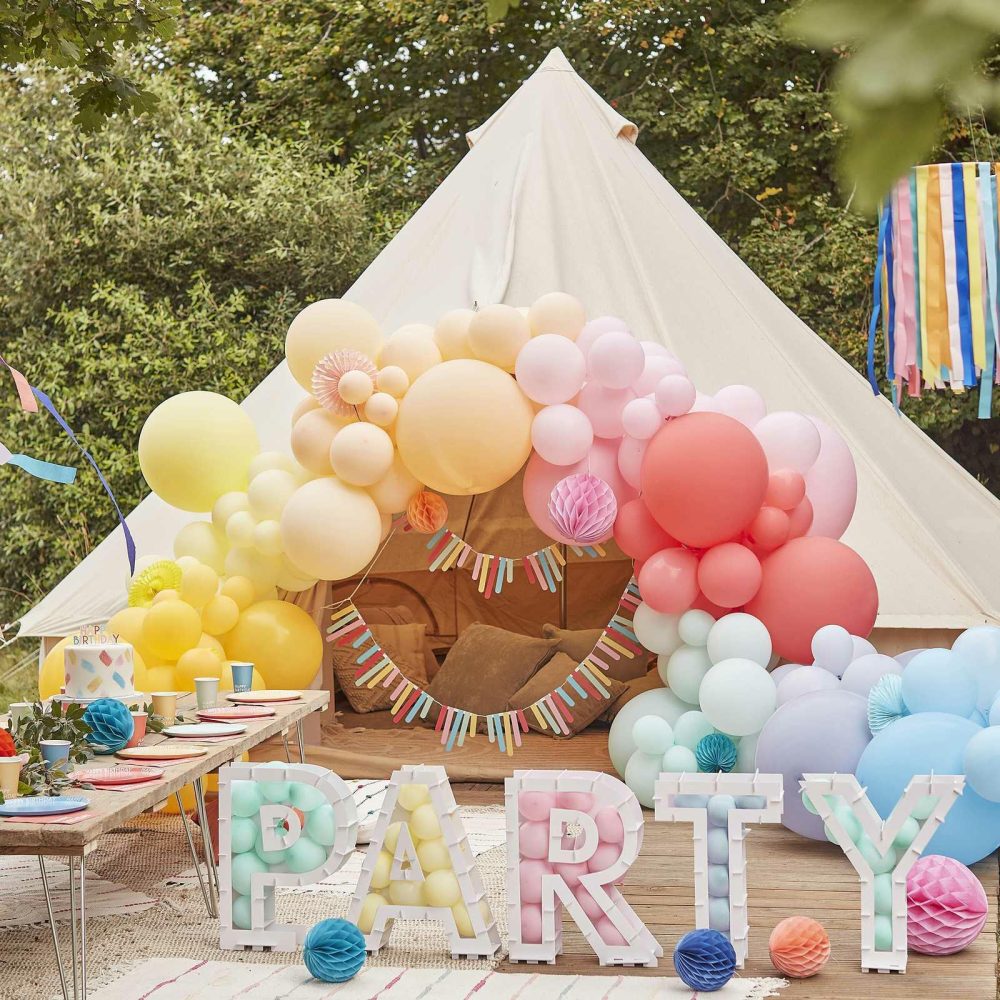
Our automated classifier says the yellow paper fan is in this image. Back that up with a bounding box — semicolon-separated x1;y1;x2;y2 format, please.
128;560;183;607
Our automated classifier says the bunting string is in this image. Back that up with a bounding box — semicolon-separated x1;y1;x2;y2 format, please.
325;579;642;755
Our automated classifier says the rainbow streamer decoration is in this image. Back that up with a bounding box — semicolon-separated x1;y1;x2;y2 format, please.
324;579;642;755
869;162;1000;416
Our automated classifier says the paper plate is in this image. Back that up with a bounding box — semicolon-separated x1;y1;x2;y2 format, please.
162;722;247;739
116;744;209;761
196;705;276;722
0;796;89;817
52;692;144;705
226;690;302;704
78;765;163;786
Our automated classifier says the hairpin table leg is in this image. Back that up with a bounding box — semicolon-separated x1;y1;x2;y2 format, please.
68;857;79;1000
79;855;87;1000
295;720;307;764
281;729;292;763
176;791;213;916
38;857;69;1000
193;776;220;908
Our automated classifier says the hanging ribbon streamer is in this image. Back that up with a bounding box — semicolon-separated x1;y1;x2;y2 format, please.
0;442;76;484
324;579;642;755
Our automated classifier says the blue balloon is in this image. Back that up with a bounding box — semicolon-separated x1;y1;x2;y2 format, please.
856;712;1000;864
673;929;736;992
901;650;976;717
303;918;366;983
952;625;1000;710
963;726;1000;803
991;694;1000;728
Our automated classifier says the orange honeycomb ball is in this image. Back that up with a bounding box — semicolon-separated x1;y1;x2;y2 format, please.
407;490;449;534
769;916;830;978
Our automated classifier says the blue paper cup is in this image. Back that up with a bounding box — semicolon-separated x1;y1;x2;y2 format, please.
230;662;254;693
39;740;71;770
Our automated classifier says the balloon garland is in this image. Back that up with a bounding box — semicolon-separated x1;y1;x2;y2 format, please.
325;580;642;754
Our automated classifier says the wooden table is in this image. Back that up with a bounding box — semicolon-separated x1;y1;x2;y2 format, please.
0;690;329;1000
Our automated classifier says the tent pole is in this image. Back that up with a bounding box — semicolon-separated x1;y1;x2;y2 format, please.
559;544;568;629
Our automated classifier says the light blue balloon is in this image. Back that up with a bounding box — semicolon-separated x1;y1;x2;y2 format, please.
286;835;329;874
708;896;730;932
708;864;730;898
607;688;695;776
289;782;326;812
857;712;1000;864
662;745;698;773
673;711;716;751
873;873;892;916
230;816;258;855
735;795;766;809
901;649;976;717
707;795;735;827
231;781;263;819
952;625;1000;710
306;803;338;847
874;914;893;951
632;715;675;756
624;750;662;809
231;852;269;895
963;726;1000;802
707;827;729;864
674;794;710;808
232;893;253;930
990;693;1000;727
254;822;288;865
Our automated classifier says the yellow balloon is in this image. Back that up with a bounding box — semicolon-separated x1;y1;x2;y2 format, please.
366;454;422;515
275;557;318;593
248;451;299;480
143;664;177;693
424;869;461;908
152;588;179;605
141;599;202;660
468;304;530;372
372;850;393;890
222;599;322;689
211;491;250;531
379;324;441;382
220;575;256;611
224;547;282;597
434;308;475;361
174;520;229;574
138;392;259;512
106;606;149;648
410;803;442;841
398;784;430;811
375;366;409;398
180;562;219;607
329;423;395;487
384;821;406;853
395;359;534;495
201;594;240;635
39;636;71;699
357;892;387;933
285;299;381;390
528;291;586;340
280;477;381;581
290;408;345;476
453;900;491;938
389;880;425;906
198;633;226;658
175;647;222;691
248;469;298;521
253;519;284;556
416;838;452;873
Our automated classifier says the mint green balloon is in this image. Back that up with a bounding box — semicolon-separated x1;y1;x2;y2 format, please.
231;781;263;819
833;801;862;843
873;873;893;916
673;711;716;751
801;790;819;815
231;851;269;895
286;835;328;874
254;822;288;865
662;745;698;773
230;816;258;854
858;836;897;875
232;893;253;930
289;782;326;812
910;794;938;820
874;913;893;950
892;816;920;850
259;764;291;803
305;803;337;847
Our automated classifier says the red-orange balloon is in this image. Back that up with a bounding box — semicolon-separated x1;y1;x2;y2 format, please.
747;505;790;551
407;490;449;533
613;498;676;562
765;469;806;511
769;915;831;978
697;542;762;608
746;536;878;662
641;413;768;548
637;547;699;614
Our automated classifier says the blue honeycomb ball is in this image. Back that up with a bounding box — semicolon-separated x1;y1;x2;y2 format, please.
695;733;738;773
303;918;366;983
673;928;737;992
82;698;134;753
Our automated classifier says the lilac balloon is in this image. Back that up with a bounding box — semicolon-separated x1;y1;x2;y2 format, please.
689;391;718;413
588;331;646;390
639;340;671;358
754;690;871;839
654;374;696;417
577;382;633;438
851;635;877;659
776;665;840;705
577;316;628;357
840;653;901;697
531;405;593;466
804;416;858;539
895;647;927;669
621;397;663;440
769;662;804;685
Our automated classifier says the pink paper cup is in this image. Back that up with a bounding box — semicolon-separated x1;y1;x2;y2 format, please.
127;712;148;748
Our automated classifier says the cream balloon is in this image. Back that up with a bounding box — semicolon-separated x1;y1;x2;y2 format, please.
247;469;298;521
290;394;320;426
212;491;249;531
434;308;475;360
395;359;533;495
364;392;398;427
527;292;586;340
174;521;228;574
275;558;318;592
468;304;530;372
225;510;257;548
280;476;382;580
329;422;395;486
379;324;441;382
338;369;374;406
224;547;282;597
376;366;409;398
138;392;259;512
253;519;284;556
248;451;298;479
366;453;422;514
284;299;381;389
290;408;347;476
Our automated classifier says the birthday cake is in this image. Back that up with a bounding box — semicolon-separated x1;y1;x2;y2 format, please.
63;642;136;700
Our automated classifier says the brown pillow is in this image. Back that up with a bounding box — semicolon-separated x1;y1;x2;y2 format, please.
509;652;627;736
541;623;649;681
599;670;665;723
425;624;557;716
333;622;429;713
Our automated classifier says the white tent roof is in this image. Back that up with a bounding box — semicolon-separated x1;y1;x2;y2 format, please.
18;48;1000;637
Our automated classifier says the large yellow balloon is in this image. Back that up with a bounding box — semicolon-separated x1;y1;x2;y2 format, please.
106;607;156;662
395;359;534;495
174;520;229;574
143;665;177;693
174;647;222;691
198;633;227;658
138;392;259;512
40;637;149;700
179;562;219;608
222;600;323;689
367;454;422;515
141;599;203;660
378;324;441;382
280;477;381;581
285;299;381;390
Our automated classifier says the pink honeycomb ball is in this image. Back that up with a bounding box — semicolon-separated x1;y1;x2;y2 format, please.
519;821;550;860
520;903;543;943
595;915;628;946
574;884;605;920
554;860;589;888
519;790;555;823
906;855;988;955
594;807;625;845
519;860;552;905
557;790;595;812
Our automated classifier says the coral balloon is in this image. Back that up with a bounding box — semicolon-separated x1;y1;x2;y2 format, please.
531;405;593;466
515;335;587;404
468;304;530;372
637;548;700;615
407;491;449;533
329;422;395;487
174;521;228;574
280;477;382;581
138;392;259;512
395;359;533;495
765;470;806;511
613;498;676;562
291;408;346;476
697;543;762;608
587;331;646;389
747;506;790;551
223;599;324;689
142;599;203;660
527;291;586;340
285;299;380;390
434;308;474;361
379;323;441;382
201;594;241;635
745;537;878;662
641;413;769;548
788;497;814;538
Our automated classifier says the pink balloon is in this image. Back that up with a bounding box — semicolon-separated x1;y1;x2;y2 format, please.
554;861;589;888
577;316;628;356
804;416;857;539
519;790;555;823
690;391;718;413
754;411;822;473
573;884;606;920
519;903;543;943
557;790;595;812
519;859;552;904
587;331;646;390
697;542;762;608
621;397;663;439
637;547;700;614
595;916;628;946
632;354;686;395
640;340;671;357
617;436;646;490
519;821;550;860
713;384;767;427
788;496;814;538
531;405;594;466
515;334;587;404
594;807;625;845
577;382;634;438
613;498;675;562
588;842;625;879
655;374;696;417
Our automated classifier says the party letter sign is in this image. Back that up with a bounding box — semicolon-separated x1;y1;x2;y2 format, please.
655;772;783;967
800;773;964;972
506;769;662;966
348;764;500;958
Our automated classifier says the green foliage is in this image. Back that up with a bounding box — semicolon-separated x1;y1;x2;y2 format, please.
2;700;92;801
0;0;181;127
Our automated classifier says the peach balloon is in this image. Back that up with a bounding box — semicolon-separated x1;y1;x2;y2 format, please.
379;323;442;382
364;392;398;427
376;365;410;398
284;299;381;389
468;304;530;372
528;291;586;340
367;453;422;514
291;408;347;476
434;308;475;360
329;422;395;486
290;394;320;426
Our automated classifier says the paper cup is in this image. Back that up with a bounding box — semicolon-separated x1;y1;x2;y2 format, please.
151;692;177;726
7;703;32;727
39;740;71;770
195;677;220;710
127;712;148;748
230;662;254;693
0;755;25;798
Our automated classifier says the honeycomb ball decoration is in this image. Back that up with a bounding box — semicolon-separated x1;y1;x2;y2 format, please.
906;854;989;955
547;473;618;545
407;490;449;534
695;733;738;773
82;698;135;753
768;915;831;978
673;928;737;992
303;918;367;983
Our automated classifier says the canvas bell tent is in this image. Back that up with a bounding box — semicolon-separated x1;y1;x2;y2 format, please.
17;49;1000;670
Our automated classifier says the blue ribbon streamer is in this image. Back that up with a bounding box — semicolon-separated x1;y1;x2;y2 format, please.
951;163;977;387
867;201;891;394
979;167;999;418
1;447;77;484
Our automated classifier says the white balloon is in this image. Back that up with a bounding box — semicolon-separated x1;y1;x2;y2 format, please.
633;602;683;655
678;609;715;647
661;644;713;704
769;662;805;685
706;613;772;667
699;658;777;736
851;635;877;660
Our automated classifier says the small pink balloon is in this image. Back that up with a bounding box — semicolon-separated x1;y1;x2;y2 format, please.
637;547;700;614
557;791;595;812
519;903;544;944
595;915;628;946
588;331;646;390
554;861;589;888
519;821;551;861
617;435;647;490
765;469;807;511
519;859;553;904
640;340;671;358
594;807;625;845
713;384;767;427
515;334;587;404
690;391;718;413
577;316;628;356
577;381;634;438
804;416;857;539
574;885;606;921
654;374;696;417
589;841;625;878
788;496;814;538
519;790;556;823
632;354;686;395
621;397;663;440
531;405;594;466
754;411;822;473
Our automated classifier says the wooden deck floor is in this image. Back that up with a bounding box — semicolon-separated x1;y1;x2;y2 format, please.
455;785;1000;1000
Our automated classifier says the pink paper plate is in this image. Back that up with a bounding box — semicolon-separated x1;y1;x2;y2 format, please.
196;705;276;722
77;765;163;786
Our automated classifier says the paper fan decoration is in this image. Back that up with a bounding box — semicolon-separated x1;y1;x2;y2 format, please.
907;855;989;955
867;673;907;735
768;915;830;978
312;351;378;416
128;559;182;607
407;490;449;533
547;474;617;545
